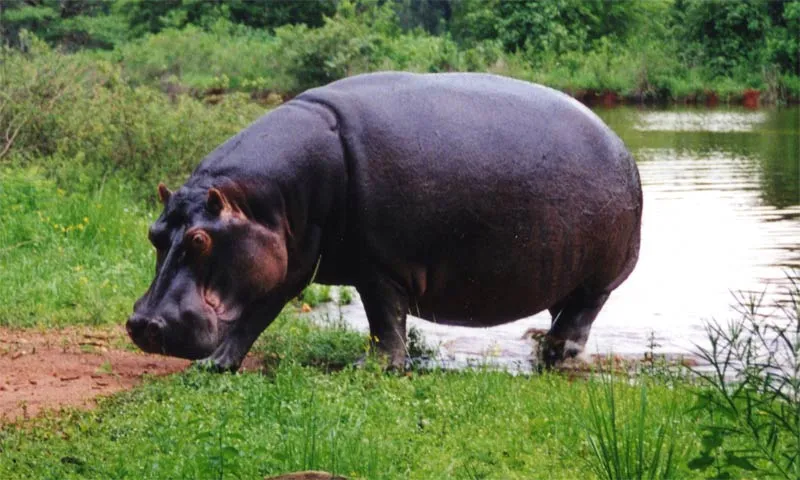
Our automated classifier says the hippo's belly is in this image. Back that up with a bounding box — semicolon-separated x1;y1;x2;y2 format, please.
405;206;597;326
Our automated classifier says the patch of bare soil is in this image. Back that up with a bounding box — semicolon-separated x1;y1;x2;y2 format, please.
0;325;192;423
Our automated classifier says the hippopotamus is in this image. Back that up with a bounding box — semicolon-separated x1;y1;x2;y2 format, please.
127;72;642;371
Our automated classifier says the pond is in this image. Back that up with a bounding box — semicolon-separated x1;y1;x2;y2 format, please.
311;106;800;371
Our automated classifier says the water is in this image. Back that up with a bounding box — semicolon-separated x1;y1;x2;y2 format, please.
308;106;800;371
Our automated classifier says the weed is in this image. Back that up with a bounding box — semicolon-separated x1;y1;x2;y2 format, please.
689;271;800;479
581;365;681;480
298;284;333;308
96;360;113;375
337;287;354;306
406;325;437;360
254;313;366;373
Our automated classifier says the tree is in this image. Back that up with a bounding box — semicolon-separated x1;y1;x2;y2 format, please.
672;0;772;76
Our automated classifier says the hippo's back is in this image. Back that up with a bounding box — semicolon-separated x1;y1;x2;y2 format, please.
298;72;642;325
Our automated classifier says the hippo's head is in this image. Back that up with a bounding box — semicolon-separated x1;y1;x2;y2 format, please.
127;182;288;360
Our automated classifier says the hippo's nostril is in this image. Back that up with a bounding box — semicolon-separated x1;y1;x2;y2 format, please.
145;321;163;350
126;314;166;352
126;314;148;338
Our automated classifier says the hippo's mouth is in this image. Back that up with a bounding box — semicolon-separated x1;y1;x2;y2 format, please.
202;286;242;328
129;324;210;360
162;328;218;360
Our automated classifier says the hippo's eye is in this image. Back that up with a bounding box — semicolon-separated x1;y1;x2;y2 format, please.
186;229;212;257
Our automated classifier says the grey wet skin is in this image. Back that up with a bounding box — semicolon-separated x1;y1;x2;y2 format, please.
127;72;643;371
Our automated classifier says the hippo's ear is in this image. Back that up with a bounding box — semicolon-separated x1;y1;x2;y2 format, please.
157;183;172;204
206;188;227;215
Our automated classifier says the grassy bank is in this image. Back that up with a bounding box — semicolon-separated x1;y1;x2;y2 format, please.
0;351;700;479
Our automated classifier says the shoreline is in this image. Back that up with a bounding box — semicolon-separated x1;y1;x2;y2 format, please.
234;85;800;109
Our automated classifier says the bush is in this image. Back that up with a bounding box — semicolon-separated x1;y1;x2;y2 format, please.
119;0;336;37
690;274;800;479
273;0;399;93
275;0;505;92
255;313;367;372
1;0;128;50
1;34;265;195
109;23;289;94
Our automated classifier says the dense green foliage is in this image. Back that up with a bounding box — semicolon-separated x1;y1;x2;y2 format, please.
673;0;799;78
3;0;798;102
119;0;337;37
1;34;265;191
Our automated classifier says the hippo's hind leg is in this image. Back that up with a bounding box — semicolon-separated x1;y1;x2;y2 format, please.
541;289;609;368
356;273;409;369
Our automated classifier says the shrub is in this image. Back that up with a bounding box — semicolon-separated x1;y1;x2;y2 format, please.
109;23;289;94
1;34;264;195
255;313;366;373
273;0;399;93
690;273;800;479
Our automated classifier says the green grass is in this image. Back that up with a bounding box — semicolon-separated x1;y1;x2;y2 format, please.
256;311;367;372
0;358;703;479
583;372;679;480
0;168;156;327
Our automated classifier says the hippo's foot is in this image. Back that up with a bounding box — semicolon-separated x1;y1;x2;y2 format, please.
353;352;409;372
192;342;245;373
538;335;584;370
191;357;239;373
539;291;609;370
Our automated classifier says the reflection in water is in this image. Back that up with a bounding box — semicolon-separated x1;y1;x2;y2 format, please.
635;111;768;132
310;107;800;371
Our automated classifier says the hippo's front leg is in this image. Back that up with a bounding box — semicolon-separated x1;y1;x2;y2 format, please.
357;274;409;369
196;301;284;372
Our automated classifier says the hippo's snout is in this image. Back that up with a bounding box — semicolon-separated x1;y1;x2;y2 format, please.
126;314;166;353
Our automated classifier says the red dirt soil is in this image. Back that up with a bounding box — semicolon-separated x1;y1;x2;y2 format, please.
0;326;268;424
0;326;269;423
0;325;194;423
